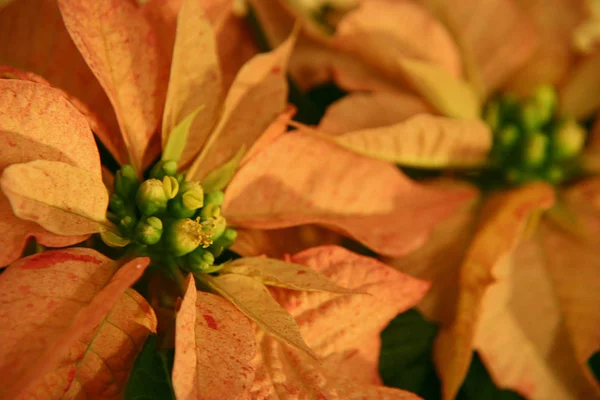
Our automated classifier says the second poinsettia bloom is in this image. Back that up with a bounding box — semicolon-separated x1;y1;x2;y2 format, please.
241;0;600;399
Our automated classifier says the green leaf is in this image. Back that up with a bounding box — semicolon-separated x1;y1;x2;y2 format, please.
589;350;600;382
125;335;176;400
456;353;524;400
162;106;204;163
379;309;441;400
380;309;525;400
201;145;246;192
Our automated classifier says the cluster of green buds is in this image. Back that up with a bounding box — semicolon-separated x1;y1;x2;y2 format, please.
483;85;587;186
102;160;237;275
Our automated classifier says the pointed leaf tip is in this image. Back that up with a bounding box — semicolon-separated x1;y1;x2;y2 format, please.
58;0;167;173
248;245;427;399
187;27;298;181
163;105;205;163
201;145;247;192
161;0;222;167
222;256;359;294
204;273;319;361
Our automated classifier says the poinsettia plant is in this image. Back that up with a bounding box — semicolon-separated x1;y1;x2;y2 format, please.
246;0;600;399
0;0;480;398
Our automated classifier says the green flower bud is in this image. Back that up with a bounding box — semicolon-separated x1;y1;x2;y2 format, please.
106;211;120;225
134;216;163;245
484;100;501;132
211;215;227;241
544;166;564;185
200;203;220;220
180;181;204;210
150;160;178;180
209;228;237;258
522;132;548;168
109;193;127;216
118;214;138;236
114;165;139;200
186;247;215;272
162;160;178;176
521;101;542;132
136;179;169;216
498;125;520;149
162;176;179;200
167;196;197;218
164;218;212;256
505;168;522;185
204;190;225;206
533;85;557;124
552;119;586;161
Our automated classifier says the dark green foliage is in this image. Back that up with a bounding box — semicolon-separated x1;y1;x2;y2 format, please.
380;309;525;400
589;351;600;381
125;335;175;400
379;309;441;399
457;353;523;400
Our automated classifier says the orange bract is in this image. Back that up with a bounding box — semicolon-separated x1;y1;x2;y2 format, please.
172;246;429;399
224;133;475;257
0;249;154;399
173;278;256;400
0;79;105;266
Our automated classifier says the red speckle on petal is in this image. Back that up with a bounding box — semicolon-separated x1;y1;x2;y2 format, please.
271;66;281;74
20;252;102;270
297;270;306;275
203;314;218;330
282;384;295;394
63;365;77;394
344;349;359;360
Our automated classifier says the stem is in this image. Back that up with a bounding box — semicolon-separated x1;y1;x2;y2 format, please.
164;256;186;295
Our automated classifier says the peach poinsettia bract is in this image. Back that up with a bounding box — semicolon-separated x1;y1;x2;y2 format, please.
172;245;429;399
259;1;600;399
0;245;429;399
0;249;154;399
0;78;108;267
247;1;600;399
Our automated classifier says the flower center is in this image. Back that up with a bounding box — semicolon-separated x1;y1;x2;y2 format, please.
481;85;588;188
102;160;237;275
